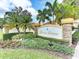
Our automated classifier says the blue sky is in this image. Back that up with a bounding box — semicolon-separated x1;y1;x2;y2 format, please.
31;0;53;10
0;0;63;22
31;0;63;10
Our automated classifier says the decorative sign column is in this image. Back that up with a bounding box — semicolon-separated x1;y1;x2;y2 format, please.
62;24;72;46
61;18;74;46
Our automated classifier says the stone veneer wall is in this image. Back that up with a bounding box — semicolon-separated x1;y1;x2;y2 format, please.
62;24;72;46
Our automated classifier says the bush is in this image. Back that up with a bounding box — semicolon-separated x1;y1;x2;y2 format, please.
3;32;74;55
72;31;79;43
22;38;49;49
38;36;69;45
3;32;34;40
21;38;74;55
3;33;18;40
12;33;35;40
22;33;35;39
50;42;74;55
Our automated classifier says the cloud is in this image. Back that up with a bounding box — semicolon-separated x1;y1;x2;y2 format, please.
12;0;32;9
11;0;38;16
58;0;63;3
0;0;63;18
0;0;10;12
0;0;38;18
26;7;38;16
0;0;15;18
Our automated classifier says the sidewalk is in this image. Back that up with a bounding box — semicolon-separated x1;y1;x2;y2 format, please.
72;42;79;59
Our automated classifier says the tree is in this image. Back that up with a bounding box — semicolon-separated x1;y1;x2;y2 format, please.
37;10;46;25
63;0;75;5
63;0;79;19
45;0;63;24
63;0;79;6
5;7;23;33
55;4;76;23
45;0;77;25
20;10;32;33
34;10;44;37
45;0;58;20
36;8;51;37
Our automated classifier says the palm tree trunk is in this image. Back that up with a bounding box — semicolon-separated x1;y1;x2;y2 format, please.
16;24;20;33
24;25;27;33
34;27;38;37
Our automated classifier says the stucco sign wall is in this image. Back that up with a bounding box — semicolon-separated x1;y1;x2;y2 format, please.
38;25;63;39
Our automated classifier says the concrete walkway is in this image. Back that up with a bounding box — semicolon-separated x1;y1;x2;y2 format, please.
72;42;79;59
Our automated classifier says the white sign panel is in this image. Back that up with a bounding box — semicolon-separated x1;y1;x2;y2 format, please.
38;25;63;39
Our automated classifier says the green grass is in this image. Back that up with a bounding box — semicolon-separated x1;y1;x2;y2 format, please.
0;32;3;40
0;49;62;59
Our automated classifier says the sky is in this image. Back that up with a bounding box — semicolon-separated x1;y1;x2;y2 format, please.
0;0;63;22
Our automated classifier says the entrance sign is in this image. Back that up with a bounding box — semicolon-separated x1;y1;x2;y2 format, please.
38;25;63;39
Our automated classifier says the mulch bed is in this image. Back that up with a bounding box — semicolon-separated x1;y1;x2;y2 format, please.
0;40;21;48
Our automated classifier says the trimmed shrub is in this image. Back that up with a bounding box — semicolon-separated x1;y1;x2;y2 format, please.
21;38;49;49
72;31;79;43
3;33;18;40
3;32;34;40
21;38;74;55
12;33;35;40
50;42;74;55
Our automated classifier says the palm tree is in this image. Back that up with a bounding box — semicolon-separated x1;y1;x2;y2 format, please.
63;0;79;19
5;7;23;33
43;8;52;23
45;0;77;25
5;12;20;33
20;10;32;33
33;10;43;37
63;0;77;6
35;9;51;37
45;0;62;24
37;10;46;25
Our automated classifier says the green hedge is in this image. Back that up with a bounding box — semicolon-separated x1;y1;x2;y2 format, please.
3;32;34;40
12;33;35;40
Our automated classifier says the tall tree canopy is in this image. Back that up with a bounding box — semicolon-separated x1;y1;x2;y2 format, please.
4;7;32;33
5;7;23;33
20;10;32;32
63;0;79;7
44;0;79;24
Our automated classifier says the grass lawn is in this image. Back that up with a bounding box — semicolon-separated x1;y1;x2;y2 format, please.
0;49;62;59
